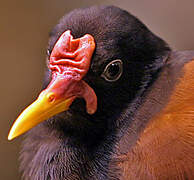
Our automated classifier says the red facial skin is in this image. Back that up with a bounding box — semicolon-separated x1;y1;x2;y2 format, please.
44;30;97;114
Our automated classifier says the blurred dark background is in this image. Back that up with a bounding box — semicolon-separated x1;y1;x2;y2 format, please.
1;0;194;179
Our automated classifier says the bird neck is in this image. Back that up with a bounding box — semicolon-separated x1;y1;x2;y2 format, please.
114;51;194;179
20;122;120;179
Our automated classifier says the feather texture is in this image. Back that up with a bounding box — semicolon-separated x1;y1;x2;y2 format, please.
116;55;194;180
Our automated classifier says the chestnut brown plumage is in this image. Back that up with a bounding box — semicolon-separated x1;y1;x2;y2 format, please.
9;6;194;180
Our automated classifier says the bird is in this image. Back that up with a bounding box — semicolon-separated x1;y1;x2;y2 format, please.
8;5;194;180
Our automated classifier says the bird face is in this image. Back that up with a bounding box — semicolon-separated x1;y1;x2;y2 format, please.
8;6;170;140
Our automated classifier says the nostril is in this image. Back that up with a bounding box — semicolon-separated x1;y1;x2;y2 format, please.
48;94;55;103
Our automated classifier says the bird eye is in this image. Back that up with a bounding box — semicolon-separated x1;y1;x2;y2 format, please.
101;59;123;82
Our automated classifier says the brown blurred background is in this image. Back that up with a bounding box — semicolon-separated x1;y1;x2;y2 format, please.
1;0;194;179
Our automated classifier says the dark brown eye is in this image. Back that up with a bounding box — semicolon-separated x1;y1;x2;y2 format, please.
101;59;123;82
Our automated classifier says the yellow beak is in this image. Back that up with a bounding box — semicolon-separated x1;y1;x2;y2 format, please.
8;90;74;140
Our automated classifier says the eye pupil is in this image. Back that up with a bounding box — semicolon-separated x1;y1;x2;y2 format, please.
101;59;123;82
108;63;120;77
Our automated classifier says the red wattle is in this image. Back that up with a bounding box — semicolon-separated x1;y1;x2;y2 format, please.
46;30;97;114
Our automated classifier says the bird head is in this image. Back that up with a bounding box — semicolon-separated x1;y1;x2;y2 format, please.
8;6;170;141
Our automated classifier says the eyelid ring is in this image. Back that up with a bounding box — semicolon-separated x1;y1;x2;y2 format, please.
101;59;123;82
